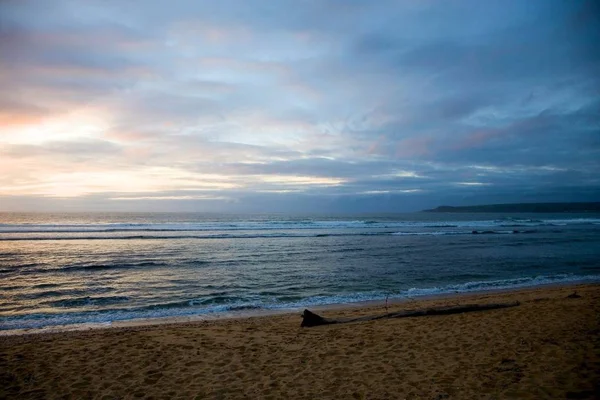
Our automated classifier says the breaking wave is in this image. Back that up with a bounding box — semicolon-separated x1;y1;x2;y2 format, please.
1;217;599;234
2;273;598;332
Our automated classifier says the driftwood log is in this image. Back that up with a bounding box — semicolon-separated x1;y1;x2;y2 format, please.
301;301;520;327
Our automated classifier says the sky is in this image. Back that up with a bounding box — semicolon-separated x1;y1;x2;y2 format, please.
0;0;599;213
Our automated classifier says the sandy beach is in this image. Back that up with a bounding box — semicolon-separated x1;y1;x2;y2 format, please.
1;283;599;399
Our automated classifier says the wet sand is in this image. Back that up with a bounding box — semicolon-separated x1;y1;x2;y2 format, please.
1;283;599;399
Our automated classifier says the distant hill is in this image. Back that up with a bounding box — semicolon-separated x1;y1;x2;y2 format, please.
423;202;600;213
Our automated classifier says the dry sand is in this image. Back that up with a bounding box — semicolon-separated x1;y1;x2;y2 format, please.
1;283;599;399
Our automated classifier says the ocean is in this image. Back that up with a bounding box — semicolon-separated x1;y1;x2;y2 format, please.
1;212;599;333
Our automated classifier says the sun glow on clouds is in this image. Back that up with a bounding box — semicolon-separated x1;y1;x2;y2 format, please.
391;171;423;178
2;109;110;145
361;189;422;195
0;162;345;198
374;171;425;179
455;182;492;186
257;175;346;186
0;168;239;198
110;195;230;201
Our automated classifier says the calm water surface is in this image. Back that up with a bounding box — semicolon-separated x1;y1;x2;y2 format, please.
1;212;599;331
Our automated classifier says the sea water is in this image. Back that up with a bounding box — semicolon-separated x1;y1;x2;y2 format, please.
1;212;599;332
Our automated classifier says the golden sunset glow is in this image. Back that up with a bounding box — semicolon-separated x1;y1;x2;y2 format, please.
3;109;109;146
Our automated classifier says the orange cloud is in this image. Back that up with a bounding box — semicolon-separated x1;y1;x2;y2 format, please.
0;113;47;127
0;101;50;127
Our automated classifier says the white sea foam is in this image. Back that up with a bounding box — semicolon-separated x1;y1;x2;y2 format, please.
1;217;599;233
2;273;598;333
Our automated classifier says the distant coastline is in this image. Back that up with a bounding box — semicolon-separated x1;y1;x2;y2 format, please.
423;202;600;213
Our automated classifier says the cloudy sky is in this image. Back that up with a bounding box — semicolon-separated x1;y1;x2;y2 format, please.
0;0;598;212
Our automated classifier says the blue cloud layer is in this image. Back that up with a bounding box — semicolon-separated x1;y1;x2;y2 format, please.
0;0;598;211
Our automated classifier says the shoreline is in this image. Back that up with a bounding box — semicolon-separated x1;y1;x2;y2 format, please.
2;282;599;399
2;280;596;338
2;282;598;399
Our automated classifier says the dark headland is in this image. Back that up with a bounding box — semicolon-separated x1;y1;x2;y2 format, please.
423;202;600;213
